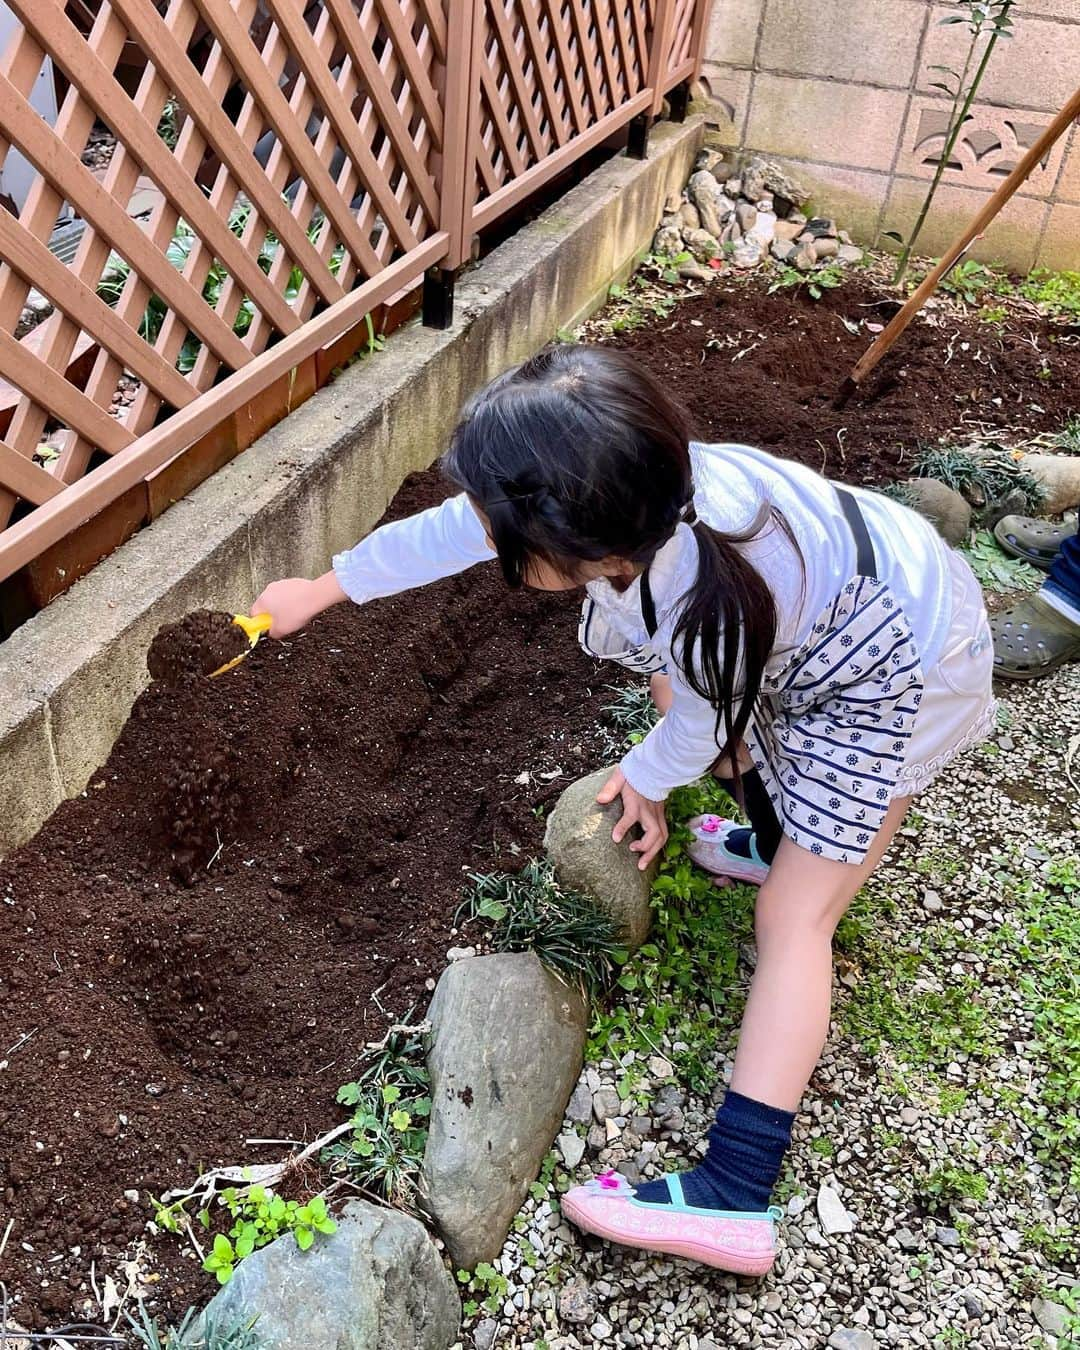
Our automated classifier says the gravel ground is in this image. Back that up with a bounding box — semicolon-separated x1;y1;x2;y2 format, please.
459;657;1080;1350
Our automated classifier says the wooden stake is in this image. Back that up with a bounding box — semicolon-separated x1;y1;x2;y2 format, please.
842;85;1080;396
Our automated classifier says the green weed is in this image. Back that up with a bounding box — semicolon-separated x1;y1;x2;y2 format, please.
961;530;1043;592
588;777;755;1093
603;683;661;747
914;443;1044;514
939;259;1005;306
915;1164;989;1210
456;1261;509;1317
1052;415;1080;456
128;1304;264;1350
458;859;626;995
1016;269;1080;321
768;261;846;301
327;1026;432;1208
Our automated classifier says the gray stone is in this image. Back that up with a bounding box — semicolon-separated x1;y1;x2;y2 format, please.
748;210;777;246
1033;1299;1069;1337
829;1332;876;1350
653;223;684;257
586;1123;607;1150
731;237;763;269
725;176;742;197
558;1130;586;1169
592;1087;622;1122
558;1278;597;1324
794;247;817;272
473;1319;499;1350
687;170;734;238
934;1225;961;1247
677;262;715;283
774;219;803;243
900;1107;919;1126
923;889;944;914
838;244;864;265
813;237;840;261
616;1160;641;1185
685;228;721;264
806;217;838;238
816;1184;856;1235
678;201;701;233
895;1226;921;1251
736;202;758;233
962;1290;984;1319
983;486;1030;531
566;1080;593;1124
663;190;683;214
694;148;729;176
741;156;808;209
192;1198;460;1350
898;478;973;547
421;953;587;1269
545;767;657;948
771;239;797;263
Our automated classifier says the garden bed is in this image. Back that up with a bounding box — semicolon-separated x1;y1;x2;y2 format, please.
2;259;1078;1335
0;473;616;1331
599;269;1080;483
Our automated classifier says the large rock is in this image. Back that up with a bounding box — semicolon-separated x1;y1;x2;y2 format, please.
1021;453;1080;513
740;156;809;210
687;170;734;239
899;478;973;546
544;766;656;948
191;1199;460;1350
421;953;586;1270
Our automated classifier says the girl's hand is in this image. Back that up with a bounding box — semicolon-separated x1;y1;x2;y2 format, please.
597;768;668;871
251;571;346;637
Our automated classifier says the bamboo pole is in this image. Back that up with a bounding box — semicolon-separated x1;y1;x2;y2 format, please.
842;85;1080;396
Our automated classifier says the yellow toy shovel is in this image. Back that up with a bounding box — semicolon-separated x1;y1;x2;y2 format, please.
211;613;273;677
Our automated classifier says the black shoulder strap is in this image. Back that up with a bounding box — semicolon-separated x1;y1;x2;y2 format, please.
640;567;658;639
836;487;878;580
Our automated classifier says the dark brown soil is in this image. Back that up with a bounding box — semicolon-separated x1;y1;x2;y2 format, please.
146;609;251;684
0;473;617;1330
606;276;1080;485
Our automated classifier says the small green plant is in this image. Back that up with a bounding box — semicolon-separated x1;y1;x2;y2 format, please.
326;1026;432;1208
157;98;181;151
1052;415;1080;455
456;1261;509;1317
1016;269;1080;321
128;1304;265;1350
939;259;1004;306
98;204;348;374
960;530;1042;592
588;777;755;1092
887;1;1016;284
603;682;661;747
914;443;1044;513
915;1164;989;1210
768;261;845;301
459;859;626;994
200;1188;336;1284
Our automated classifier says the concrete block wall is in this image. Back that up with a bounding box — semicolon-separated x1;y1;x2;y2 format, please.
700;0;1080;271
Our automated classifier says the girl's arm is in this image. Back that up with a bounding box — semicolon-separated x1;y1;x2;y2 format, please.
252;493;495;635
619;664;725;802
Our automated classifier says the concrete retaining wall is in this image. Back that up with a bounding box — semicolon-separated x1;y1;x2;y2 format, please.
700;0;1080;272
0;118;703;858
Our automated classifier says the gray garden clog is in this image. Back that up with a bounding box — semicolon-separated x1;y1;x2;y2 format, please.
993;515;1073;572
991;593;1080;681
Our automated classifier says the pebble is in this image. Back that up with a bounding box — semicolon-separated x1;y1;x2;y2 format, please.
446;945;476;961
557;1131;586;1169
934;1226;961;1247
473;1317;498;1350
566;1081;593;1125
923;890;944;913
589;1317;613;1339
557;1279;595;1324
593;1088;622;1122
899;1107;919;1126
1032;1299;1069;1337
895;1227;921;1251
829;1331;876;1350
816;1184;856;1235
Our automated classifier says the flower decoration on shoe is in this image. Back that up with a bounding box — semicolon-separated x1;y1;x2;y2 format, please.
685;815;771;886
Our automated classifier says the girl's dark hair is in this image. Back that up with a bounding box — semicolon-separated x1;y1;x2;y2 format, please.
443;343;794;788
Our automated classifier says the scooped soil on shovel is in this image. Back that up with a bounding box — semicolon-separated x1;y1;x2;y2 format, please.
147;609;250;684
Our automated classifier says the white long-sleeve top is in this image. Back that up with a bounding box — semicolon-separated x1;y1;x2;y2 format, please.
333;444;953;801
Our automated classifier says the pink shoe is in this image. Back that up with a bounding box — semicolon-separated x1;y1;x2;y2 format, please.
561;1170;781;1275
686;816;771;886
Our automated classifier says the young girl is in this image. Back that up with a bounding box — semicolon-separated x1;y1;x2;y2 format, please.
252;344;994;1276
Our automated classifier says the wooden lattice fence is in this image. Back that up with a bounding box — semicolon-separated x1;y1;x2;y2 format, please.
0;0;707;608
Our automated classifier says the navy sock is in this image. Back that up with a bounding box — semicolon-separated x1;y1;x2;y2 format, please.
635;1090;795;1213
724;828;756;861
